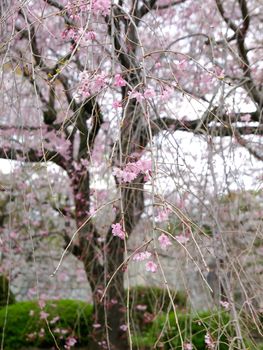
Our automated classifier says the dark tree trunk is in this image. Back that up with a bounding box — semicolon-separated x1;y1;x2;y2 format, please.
84;238;129;350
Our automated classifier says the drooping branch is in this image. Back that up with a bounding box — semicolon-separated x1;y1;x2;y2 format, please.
139;0;187;18
215;0;262;107
0;146;68;170
151;114;263;138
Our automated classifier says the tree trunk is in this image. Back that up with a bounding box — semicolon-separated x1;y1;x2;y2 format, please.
84;238;129;350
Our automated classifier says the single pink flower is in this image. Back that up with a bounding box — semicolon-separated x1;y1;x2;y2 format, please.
136;304;147;311
144;88;156;99
114;74;126;87
92;323;101;328
176;234;189;244
40;311;49;320
145;260;158;273
183;343;193;350
113;100;122;109
111;223;125;240
240;113;251;122
119;324;128;331
158;234;172;250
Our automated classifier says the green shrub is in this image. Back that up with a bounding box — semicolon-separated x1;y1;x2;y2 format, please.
127;286;187;334
127;286;187;313
134;310;234;350
0;275;15;307
0;299;92;349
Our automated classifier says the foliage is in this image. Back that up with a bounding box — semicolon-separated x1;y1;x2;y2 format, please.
127;286;187;334
128;286;187;312
0;300;92;349
134;310;234;350
0;275;15;307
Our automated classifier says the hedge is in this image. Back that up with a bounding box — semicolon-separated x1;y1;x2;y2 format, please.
0;299;92;349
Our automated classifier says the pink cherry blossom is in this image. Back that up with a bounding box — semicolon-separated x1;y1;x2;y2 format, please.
136;304;147;311
144;88;156;99
157;208;170;222
220;300;230;310
86;30;96;40
50;316;60;324
113;101;122;109
113;159;151;183
176;234;189;244
128;90;145;102
133;251;152;261
93;323;102;328
119;324;128;331
40;311;49;319
161;87;174;101
91;0;111;16
111;223;125;240
145;260;158;273
158;234;172;250
205;332;215;349
65;336;77;349
38;299;46;309
240;114;251;122
183;343;193;350
114;74;126;87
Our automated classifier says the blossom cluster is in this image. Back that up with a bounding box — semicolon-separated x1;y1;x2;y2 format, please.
61;27;96;42
158;233;172;250
111;223;125;240
75;72;127;101
205;332;215;349
74;71;107;100
65;0;110;18
132;250;157;273
113;159;152;183
128;86;174;102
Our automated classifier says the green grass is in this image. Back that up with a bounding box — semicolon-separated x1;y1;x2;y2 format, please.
0;291;261;349
0;299;92;349
133;310;234;350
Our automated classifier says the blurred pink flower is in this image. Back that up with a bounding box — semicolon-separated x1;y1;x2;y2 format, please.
111;223;125;240
158;234;172;250
145;261;157;273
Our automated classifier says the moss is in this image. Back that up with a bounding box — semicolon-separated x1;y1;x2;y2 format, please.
0;300;92;349
0;275;15;307
134;310;234;350
127;286;187;335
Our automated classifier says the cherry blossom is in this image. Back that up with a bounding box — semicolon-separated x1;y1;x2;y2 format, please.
145;260;158;273
128;90;145;102
93;323;102;328
119;324;128;331
114;74;126;87
240;114;251;122
183;343;193;350
133;251;152;261
158;234;172;250
113;101;122;109
144;88;156;99
157;208;170;222
136;304;147;311
205;332;215;350
220;300;230;310
111;223;125;240
65;336;77;349
40;311;49;319
113;159;152;183
91;0;111;17
175;235;190;244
